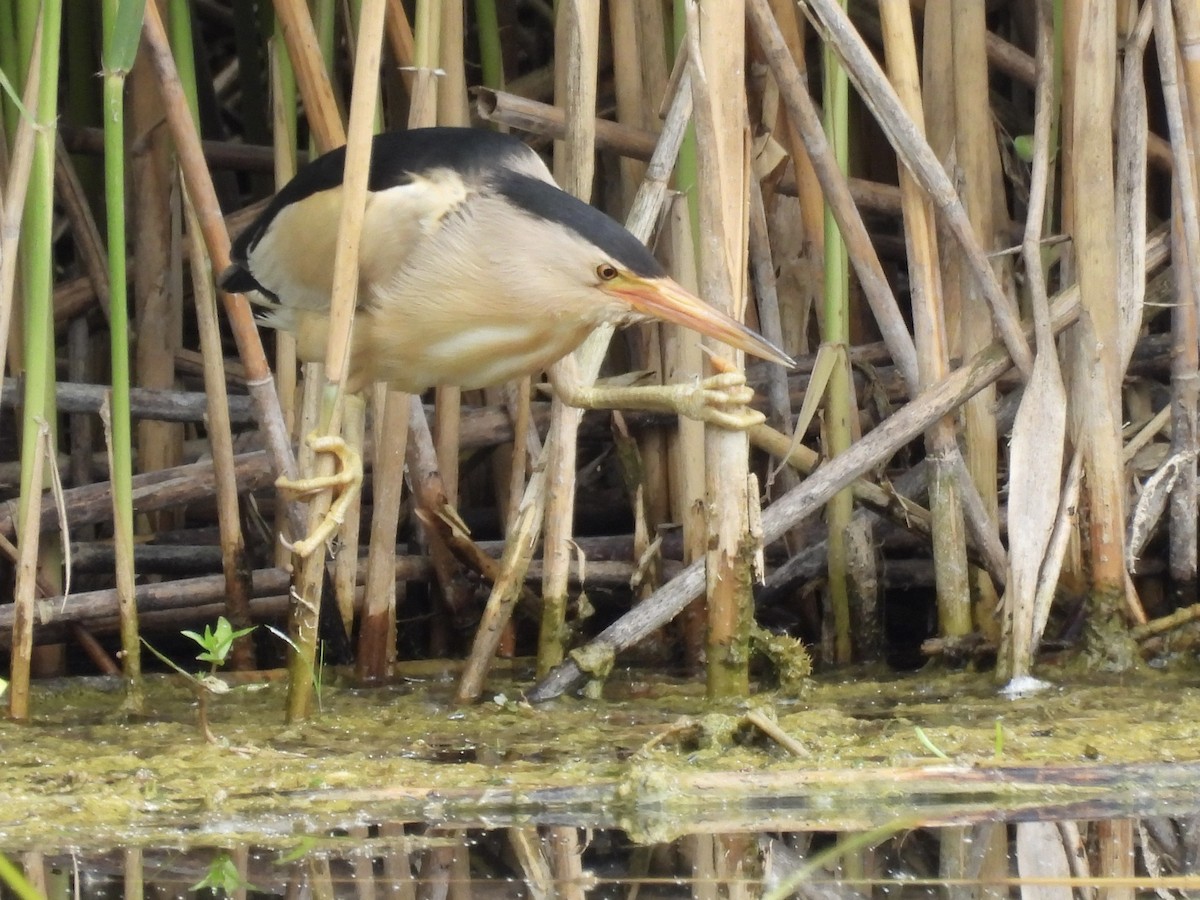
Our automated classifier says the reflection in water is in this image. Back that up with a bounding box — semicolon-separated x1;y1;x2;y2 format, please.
10;814;1200;899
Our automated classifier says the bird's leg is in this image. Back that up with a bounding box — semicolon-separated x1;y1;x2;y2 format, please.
276;431;364;557
549;352;766;430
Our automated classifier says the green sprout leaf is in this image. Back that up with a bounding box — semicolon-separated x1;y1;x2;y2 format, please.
182;616;256;666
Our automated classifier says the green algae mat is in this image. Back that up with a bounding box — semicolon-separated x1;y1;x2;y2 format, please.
2;667;1198;850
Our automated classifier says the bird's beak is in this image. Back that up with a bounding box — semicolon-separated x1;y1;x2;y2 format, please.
606;274;795;368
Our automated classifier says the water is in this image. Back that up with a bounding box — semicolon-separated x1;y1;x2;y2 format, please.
3;669;1197;897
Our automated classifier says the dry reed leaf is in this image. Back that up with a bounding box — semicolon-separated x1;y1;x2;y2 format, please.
792;343;840;448
1005;351;1065;679
1030;448;1083;646
1127;450;1196;570
1014;821;1073;900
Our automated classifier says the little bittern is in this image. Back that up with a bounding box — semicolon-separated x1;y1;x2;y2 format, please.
221;127;793;552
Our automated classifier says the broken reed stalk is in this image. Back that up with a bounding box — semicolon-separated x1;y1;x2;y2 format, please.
686;0;755;697
538;0;601;676
802;0;1034;378
878;0;971;647
139;1;302;539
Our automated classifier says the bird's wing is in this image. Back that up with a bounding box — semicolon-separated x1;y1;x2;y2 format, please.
221;128;556;313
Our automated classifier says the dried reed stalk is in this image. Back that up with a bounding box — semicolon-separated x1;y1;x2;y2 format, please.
10;419;49;720
538;0;601;675
879;0;971;638
356;9;439;678
1169;1;1200;593
130;52;183;533
433;0;469;507
662;196;709;667
686;0;755;695
184;195;256;669
357;390;408;680
271;0;343;152
285;0;387;721
0;31;39;373
1066;0;1133;655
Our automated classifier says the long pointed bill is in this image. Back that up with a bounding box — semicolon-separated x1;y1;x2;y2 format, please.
607;274;795;368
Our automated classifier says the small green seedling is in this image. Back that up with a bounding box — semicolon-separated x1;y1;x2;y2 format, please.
913;726;952;760
183;617;256;670
142;617;255;743
190;853;256;895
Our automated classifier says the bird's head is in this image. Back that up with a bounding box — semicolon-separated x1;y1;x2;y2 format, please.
493;174;795;369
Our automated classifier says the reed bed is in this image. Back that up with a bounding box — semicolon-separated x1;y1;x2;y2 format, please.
0;0;1196;712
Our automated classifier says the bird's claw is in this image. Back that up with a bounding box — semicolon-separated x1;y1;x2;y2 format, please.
277;433;364;558
676;371;765;431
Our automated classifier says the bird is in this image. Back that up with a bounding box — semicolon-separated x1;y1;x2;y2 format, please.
220;126;793;553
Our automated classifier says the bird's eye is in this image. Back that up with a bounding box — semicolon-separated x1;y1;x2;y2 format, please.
596;263;619;281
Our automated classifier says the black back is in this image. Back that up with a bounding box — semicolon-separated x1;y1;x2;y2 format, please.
226;128;545;269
